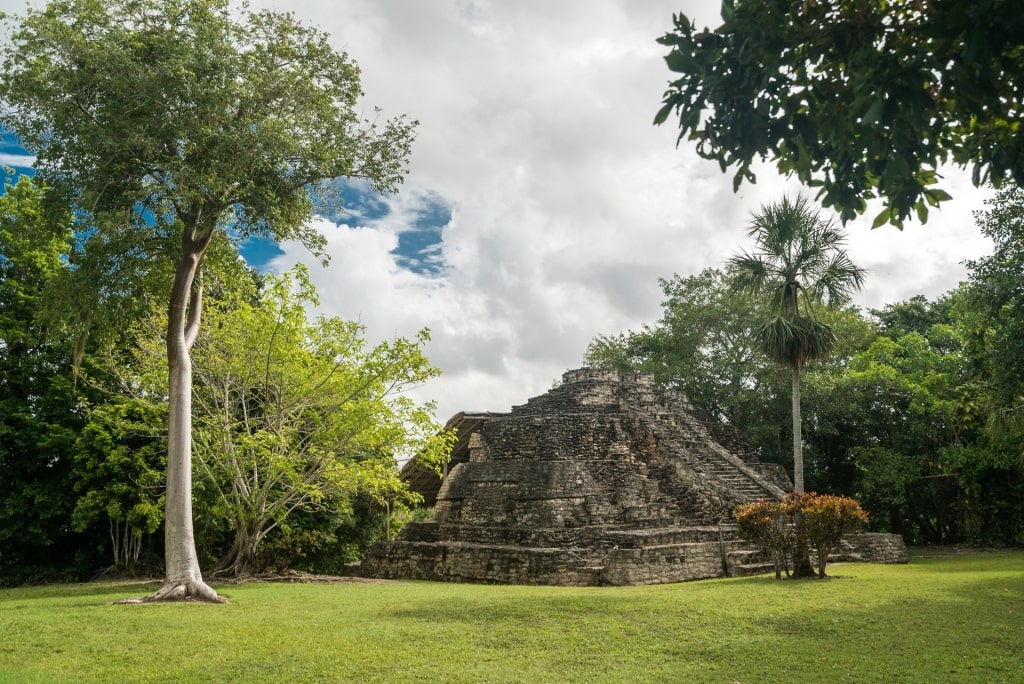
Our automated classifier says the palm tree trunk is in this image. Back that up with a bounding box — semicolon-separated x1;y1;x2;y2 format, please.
791;363;804;494
790;362;816;577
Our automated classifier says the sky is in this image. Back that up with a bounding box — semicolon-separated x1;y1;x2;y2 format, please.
0;0;996;424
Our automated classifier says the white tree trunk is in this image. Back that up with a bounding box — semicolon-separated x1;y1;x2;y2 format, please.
122;235;223;603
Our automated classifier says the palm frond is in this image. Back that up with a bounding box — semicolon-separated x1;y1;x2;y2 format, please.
753;315;837;367
732;193;866;322
727;253;771;289
807;251;868;305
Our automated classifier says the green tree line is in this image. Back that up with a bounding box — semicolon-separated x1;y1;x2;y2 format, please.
0;176;449;587
0;0;425;601
586;185;1024;547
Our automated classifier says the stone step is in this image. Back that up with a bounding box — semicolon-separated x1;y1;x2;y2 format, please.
730;562;777;577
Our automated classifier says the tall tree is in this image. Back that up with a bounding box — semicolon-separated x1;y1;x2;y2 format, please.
961;183;1024;462
656;1;1024;226
0;0;416;602
728;196;866;494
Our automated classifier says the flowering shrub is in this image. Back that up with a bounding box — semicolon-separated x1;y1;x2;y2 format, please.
735;499;795;579
736;493;869;579
797;493;869;577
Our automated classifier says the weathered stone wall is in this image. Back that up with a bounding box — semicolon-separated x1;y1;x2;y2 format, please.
832;533;909;564
362;526;774;586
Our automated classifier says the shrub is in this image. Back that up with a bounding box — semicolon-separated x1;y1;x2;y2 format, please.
797;493;869;577
737;493;869;579
735;499;795;579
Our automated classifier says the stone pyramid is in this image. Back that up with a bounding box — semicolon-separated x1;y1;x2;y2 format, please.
360;369;799;585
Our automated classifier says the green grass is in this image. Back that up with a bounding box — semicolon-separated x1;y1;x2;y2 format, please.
1;549;1021;683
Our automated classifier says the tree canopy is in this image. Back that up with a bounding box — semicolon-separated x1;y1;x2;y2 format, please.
656;1;1024;227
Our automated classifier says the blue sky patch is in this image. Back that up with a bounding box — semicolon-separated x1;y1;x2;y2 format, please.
0;131;35;190
0;130;449;276
312;177;391;225
238;235;286;269
313;178;451;276
393;192;450;276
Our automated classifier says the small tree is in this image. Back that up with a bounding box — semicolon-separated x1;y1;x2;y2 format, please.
735;499;795;579
737;493;868;579
71;399;167;575
797;493;869;578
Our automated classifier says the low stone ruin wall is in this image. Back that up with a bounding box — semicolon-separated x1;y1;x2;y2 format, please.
832;532;909;564
360;537;760;586
358;530;909;586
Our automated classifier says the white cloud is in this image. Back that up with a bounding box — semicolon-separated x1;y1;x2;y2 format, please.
2;0;996;422
253;0;997;421
0;152;34;168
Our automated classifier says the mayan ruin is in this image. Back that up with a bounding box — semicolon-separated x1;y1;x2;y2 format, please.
359;369;908;585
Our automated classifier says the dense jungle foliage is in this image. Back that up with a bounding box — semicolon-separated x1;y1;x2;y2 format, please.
0;176;445;586
587;185;1024;549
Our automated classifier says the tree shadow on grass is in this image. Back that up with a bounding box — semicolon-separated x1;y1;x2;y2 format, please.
0;580;162;603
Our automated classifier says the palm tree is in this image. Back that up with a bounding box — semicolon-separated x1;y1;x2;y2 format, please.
728;196;866;494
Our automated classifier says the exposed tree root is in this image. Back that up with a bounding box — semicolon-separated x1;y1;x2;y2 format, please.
115;578;227;604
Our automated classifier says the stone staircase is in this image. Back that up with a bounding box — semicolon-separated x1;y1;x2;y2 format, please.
621;381;787;505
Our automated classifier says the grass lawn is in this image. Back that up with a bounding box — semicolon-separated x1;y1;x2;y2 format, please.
0;549;1021;683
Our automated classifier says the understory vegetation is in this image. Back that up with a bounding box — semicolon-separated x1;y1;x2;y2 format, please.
1;550;1021;683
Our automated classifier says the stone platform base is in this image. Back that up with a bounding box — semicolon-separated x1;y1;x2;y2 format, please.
360;539;746;586
356;531;907;586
